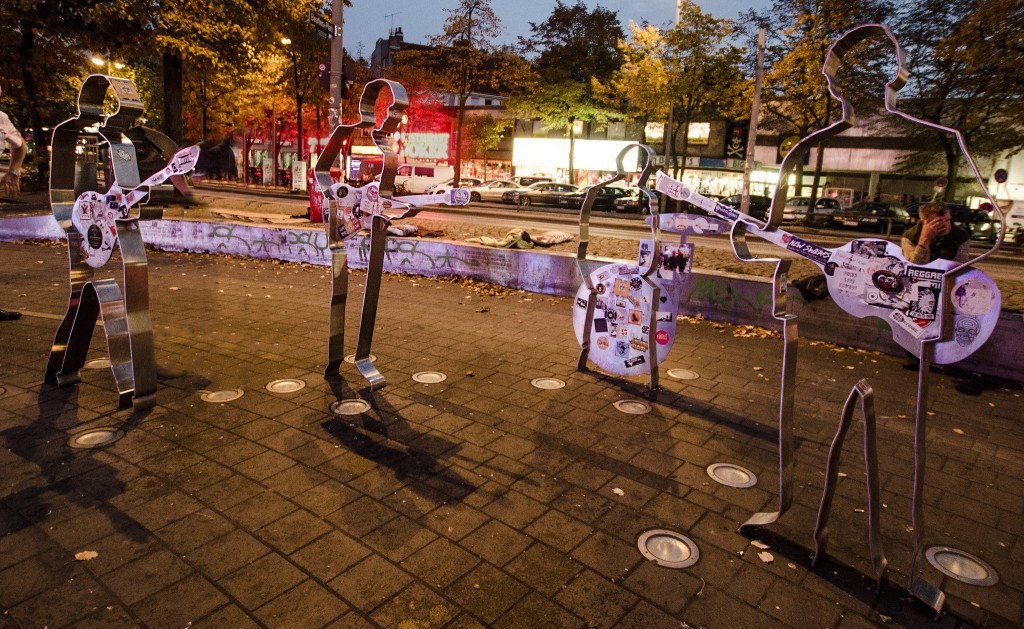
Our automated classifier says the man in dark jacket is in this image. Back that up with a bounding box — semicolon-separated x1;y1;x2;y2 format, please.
900;201;969;264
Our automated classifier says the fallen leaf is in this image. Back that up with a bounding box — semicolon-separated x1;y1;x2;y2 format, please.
612;488;625;496
787;563;796;570
750;540;770;550
472;583;480;590
854;508;865;513
838;472;848;478
970;601;981;608
757;551;774;564
74;551;98;561
953;428;965;435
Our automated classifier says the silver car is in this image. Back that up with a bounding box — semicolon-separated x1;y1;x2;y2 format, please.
463;179;523;203
782;196;843;223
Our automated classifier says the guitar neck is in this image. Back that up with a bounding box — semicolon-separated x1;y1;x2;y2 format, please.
654;172;830;268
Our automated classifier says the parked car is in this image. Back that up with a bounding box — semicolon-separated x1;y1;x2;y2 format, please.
506;175;552;187
782;196;843;223
905;202;998;242
835;201;910;234
462;179;522;203
504;182;579;206
425;176;482;194
719;194;772;221
557;185;629;211
612;187;652;214
393;162;455;194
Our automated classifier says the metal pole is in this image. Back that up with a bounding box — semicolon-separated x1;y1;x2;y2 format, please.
741;28;765;214
329;0;344;131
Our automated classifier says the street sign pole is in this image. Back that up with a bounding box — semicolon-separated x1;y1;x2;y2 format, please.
329;1;344;131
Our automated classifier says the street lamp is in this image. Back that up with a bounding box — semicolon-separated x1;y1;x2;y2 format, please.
281;36;303;185
90;54;124;75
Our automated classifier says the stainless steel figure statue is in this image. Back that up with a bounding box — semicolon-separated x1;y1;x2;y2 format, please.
662;24;1005;614
45;75;199;411
313;79;469;390
572;145;685;392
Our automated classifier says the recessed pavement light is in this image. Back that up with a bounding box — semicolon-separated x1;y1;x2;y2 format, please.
344;354;377;364
330;399;371;415
69;427;123;449
200;389;244;403
637;529;700;568
266;379;306;393
706;463;758;488
531;377;565;390
412;371;447;384
85;358;111;369
613;399;651;414
925;547;999;586
667;368;700;380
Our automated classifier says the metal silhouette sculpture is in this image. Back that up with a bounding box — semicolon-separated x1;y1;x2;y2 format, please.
313;79;469;390
572;144;685;392
665;24;1005;615
45;75;198;411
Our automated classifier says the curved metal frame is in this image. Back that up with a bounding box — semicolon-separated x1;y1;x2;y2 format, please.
313;79;468;391
763;24;1004;614
45;75;161;411
574;144;664;391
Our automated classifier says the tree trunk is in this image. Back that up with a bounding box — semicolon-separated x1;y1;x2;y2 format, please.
163;52;183;144
17;19;47;182
455;91;468;186
568;118;576;185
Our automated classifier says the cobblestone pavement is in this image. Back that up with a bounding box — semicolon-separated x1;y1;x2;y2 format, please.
1;241;1021;628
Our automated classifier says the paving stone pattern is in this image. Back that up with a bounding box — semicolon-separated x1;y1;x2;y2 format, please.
0;241;1021;628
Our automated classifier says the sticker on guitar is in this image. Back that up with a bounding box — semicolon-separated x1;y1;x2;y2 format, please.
654;172;1000;364
71;145;199;268
320;181;470;242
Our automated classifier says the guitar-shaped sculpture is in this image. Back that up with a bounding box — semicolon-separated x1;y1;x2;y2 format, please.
572;144;682;390
313;78;469;389
71;145;199;268
655;172;1001;365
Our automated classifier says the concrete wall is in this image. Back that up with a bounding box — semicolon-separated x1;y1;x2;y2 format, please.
3;214;1020;381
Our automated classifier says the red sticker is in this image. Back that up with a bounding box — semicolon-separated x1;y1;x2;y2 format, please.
656;330;670;345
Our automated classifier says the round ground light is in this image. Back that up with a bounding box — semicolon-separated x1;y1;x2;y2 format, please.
412;371;447;384
69;427;124;449
613;399;651;414
344;354;377;364
84;358;111;370
530;377;565;390
266;379;306;393
200;389;244;403
666;368;700;380
637;529;700;569
330;399;372;416
706;463;758;489
925;547;999;586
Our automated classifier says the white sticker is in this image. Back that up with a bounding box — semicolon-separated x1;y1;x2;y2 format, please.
889;309;925;339
951;279;996;315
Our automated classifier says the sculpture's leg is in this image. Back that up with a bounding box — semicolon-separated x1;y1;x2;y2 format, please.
117;221;156;411
50;282;102;388
812;379;887;590
354;215;388;391
46;232;94;384
575;284;597;374
740;260;797;532
645;281;661;395
325;244;349;377
907;345;945;617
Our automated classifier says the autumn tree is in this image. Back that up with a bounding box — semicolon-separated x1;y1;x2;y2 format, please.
738;0;892;201
892;0;1024;200
595;5;743;180
513;0;626;184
